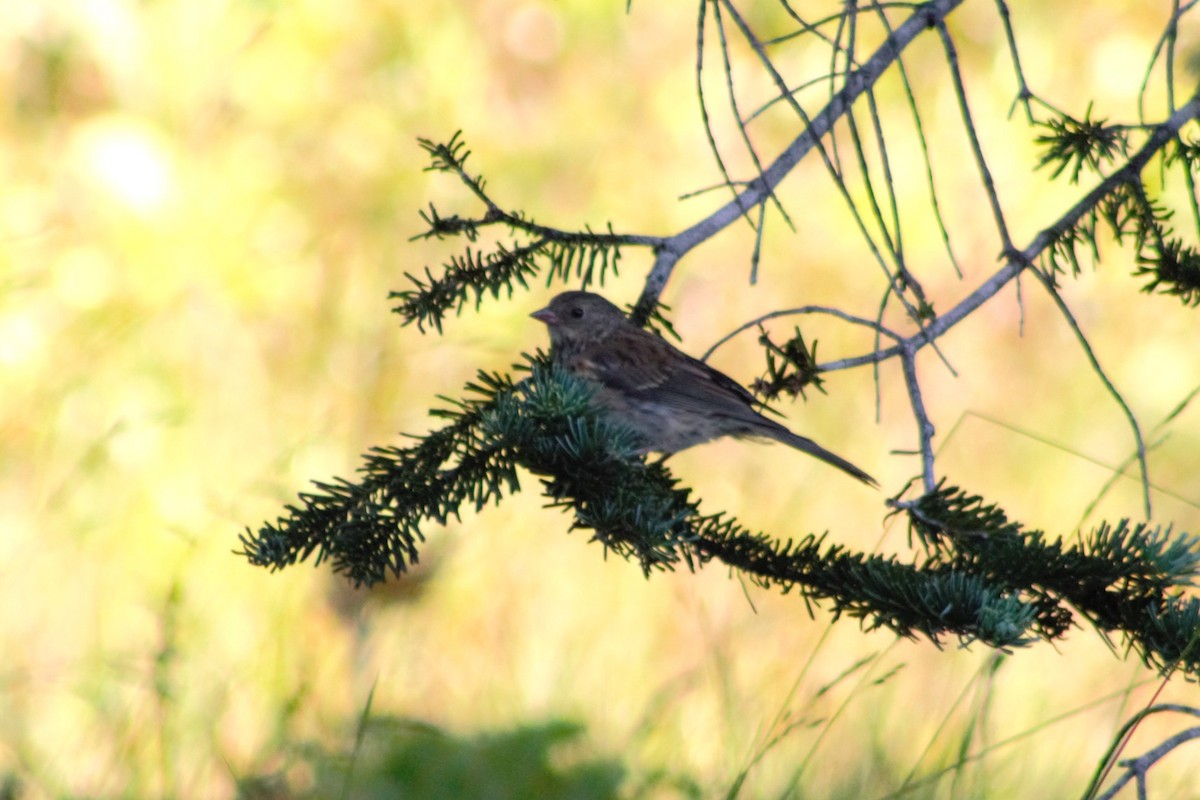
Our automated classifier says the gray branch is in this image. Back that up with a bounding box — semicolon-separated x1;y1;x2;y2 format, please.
636;0;969;312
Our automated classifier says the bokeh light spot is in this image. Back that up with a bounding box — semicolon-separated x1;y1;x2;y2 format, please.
70;115;174;216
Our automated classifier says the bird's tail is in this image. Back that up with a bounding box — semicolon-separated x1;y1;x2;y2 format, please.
774;429;878;487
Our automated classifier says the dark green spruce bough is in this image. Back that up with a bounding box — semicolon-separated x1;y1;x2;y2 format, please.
239;356;1200;676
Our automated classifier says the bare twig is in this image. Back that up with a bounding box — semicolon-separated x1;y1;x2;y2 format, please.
1026;269;1152;519
996;0;1035;123
701;305;903;361
638;0;970;309
935;18;1016;255
1086;705;1200;800
816;91;1200;376
713;0;928;328
695;0;756;234
899;343;938;492
1094;727;1200;800
711;0;793;241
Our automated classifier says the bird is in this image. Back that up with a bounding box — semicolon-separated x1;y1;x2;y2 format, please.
531;290;877;486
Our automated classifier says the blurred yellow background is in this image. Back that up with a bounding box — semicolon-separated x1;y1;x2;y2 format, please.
2;1;1198;797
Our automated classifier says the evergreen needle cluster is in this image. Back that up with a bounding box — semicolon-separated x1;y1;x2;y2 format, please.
240;357;1200;675
243;120;1200;678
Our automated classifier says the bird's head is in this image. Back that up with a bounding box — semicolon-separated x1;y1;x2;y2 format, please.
531;291;627;346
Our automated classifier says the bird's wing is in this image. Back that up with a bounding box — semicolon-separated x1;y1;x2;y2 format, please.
579;328;765;420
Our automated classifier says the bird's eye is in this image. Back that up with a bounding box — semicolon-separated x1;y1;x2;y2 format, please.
569;307;584;319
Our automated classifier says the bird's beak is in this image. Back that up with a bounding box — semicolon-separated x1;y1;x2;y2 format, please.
531;307;558;326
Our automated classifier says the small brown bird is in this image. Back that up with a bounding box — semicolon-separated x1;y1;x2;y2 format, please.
531;291;876;486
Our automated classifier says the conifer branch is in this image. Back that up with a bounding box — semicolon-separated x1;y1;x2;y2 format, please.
894;486;1200;675
242;366;1200;674
242;0;1200;709
392;132;663;332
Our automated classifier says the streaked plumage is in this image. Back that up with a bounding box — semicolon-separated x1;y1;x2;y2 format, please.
531;291;876;486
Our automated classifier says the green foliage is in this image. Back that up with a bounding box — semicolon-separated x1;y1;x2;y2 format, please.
240;368;525;586
1039;173;1183;290
639;300;682;342
906;485;1200;675
242;365;1200;670
1035;105;1128;184
251;718;628;800
397;246;541;333
244;120;1200;697
391;132;629;332
1035;122;1200;311
750;326;825;401
1135;235;1200;306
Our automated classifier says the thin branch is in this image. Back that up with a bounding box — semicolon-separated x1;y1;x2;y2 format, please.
696;0;756;234
816;92;1200;375
864;5;927;300
995;0;1035;124
1026;269;1152;519
638;0;969;308
701;304;904;362
1164;1;1200;237
1085;705;1200;800
1094;727;1200;800
900;343;937;492
418;142;664;250
935;18;1016;255
711;0;794;239
715;0;928;328
871;2;962;279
